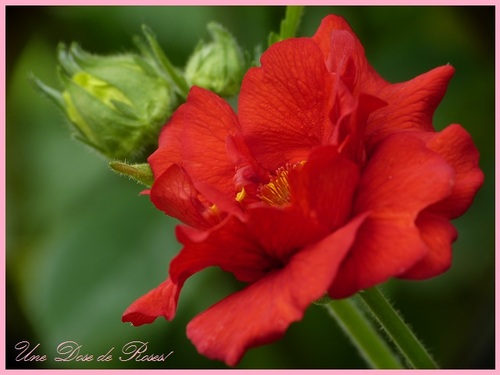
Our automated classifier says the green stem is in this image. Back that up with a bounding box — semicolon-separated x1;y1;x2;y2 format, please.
357;287;439;369
326;298;403;369
268;6;305;46
279;6;304;40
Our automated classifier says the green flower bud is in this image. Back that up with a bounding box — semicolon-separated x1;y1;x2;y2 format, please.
184;22;245;97
32;41;173;161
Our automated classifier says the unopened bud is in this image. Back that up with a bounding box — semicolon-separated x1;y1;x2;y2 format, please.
184;22;245;97
33;42;173;161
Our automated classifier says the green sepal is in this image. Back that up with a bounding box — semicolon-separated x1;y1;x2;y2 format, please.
109;161;154;187
141;25;190;99
28;72;66;112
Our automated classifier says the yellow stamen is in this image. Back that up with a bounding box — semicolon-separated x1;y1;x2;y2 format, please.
235;187;247;202
259;161;305;207
209;203;219;215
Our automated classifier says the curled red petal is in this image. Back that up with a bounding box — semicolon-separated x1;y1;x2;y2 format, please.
366;65;455;149
416;124;484;219
186;214;368;366
330;134;456;297
312;14;356;56
312;14;386;93
400;212;458;280
150;164;220;229
122;278;180;326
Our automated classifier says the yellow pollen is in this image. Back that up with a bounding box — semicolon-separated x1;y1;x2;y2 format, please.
259;161;305;206
209;203;219;215
235;187;247;202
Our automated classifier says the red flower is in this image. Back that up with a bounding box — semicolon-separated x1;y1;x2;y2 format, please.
123;15;483;366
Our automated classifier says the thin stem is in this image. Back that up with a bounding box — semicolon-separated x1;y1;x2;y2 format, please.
279;6;304;40
268;6;305;46
325;298;403;369
357;287;439;369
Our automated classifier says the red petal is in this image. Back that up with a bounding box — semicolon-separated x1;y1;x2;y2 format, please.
238;38;332;171
312;14;355;57
366;65;455;149
148;106;185;178
329;215;428;298
330;134;455;297
172;216;273;284
289;145;360;232
163;87;239;216
244;207;328;265
354;133;454;215
122;278;180;326
150;164;220;229
331;87;387;164
186;214;367;366
400;212;458;279
226;133;269;189
172;207;327;285
416;124;484;219
312;14;386;93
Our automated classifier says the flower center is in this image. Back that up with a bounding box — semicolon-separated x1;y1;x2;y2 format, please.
259;162;305;206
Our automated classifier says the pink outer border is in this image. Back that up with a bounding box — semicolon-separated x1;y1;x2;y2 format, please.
1;0;499;4
1;2;497;374
1;1;6;373
10;372;498;375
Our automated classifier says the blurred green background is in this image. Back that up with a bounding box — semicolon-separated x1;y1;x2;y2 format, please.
6;6;494;369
